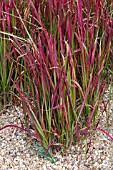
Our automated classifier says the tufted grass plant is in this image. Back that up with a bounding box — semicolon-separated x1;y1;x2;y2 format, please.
0;0;28;110
0;0;113;158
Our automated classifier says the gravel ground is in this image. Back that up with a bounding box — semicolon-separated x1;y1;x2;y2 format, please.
0;86;113;170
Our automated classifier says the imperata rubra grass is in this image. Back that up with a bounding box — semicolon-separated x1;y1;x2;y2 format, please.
0;0;113;159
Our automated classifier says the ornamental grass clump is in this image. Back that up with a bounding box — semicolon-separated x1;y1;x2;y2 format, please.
0;0;113;157
0;0;26;110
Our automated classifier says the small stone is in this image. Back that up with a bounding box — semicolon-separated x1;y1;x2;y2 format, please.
92;167;98;170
